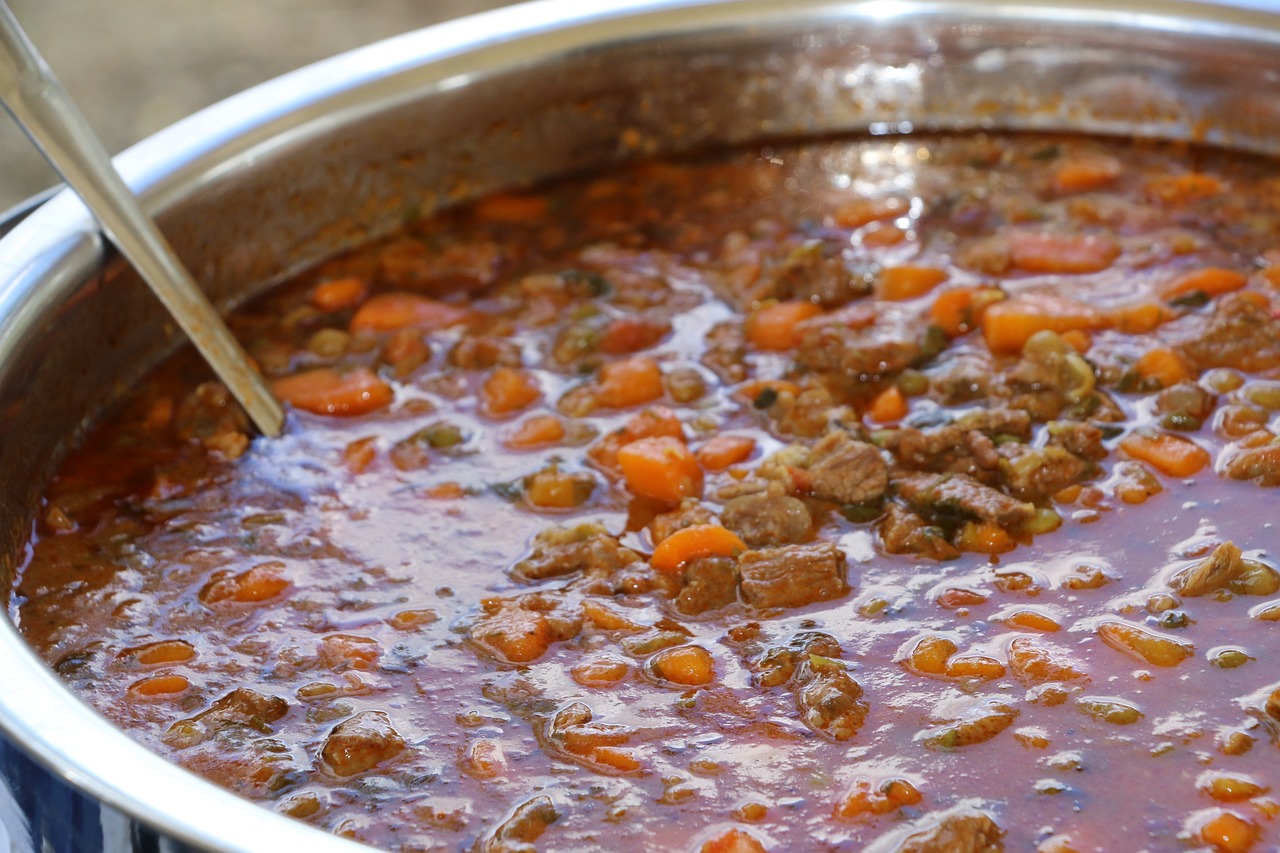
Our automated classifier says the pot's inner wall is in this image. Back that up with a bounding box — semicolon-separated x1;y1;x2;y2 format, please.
2;5;1280;593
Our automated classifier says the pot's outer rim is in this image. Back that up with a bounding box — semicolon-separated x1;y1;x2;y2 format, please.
1;0;1279;850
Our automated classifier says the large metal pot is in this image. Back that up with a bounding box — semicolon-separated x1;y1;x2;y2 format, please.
0;0;1278;850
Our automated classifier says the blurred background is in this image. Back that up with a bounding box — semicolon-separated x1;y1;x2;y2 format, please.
0;0;514;210
4;0;1280;212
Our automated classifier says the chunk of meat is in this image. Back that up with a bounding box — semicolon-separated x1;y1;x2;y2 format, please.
736;542;849;609
674;557;739;615
321;710;406;777
797;310;925;381
721;489;813;547
650;499;717;545
1172;293;1280;373
1154;381;1216;422
998;444;1089;501
865;805;1004;853
762;240;868;309
1223;438;1280;487
1172;541;1280;597
1046;421;1108;461
894;472;1036;529
476;795;559;853
879;503;960;561
806;430;889;505
511;522;641;582
796;662;868;741
749;630;845;688
163;688;289;749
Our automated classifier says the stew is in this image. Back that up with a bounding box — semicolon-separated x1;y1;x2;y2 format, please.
14;132;1280;853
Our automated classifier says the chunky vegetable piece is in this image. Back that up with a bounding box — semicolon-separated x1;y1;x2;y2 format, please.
16;133;1280;853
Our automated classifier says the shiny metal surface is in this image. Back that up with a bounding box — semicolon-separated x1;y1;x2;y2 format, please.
0;0;1277;849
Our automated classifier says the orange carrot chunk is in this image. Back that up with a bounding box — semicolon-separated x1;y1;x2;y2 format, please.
1107;300;1173;334
877;265;949;301
1159;267;1248;302
695;434;756;471
481;367;541;416
273;367;393;416
650;524;748;574
1052;156;1121;194
505;415;566;449
981;293;1105;354
867;385;909;424
1135;346;1192;388
596;357;664;408
617;435;703;503
745;300;823;350
1008;231;1121;274
1120;433;1211;478
349;292;469;332
929;286;1006;337
310;277;368;312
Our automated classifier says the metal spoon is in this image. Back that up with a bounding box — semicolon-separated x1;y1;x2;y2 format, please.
0;2;284;437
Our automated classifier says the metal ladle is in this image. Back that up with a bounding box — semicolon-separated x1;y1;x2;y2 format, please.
0;3;284;437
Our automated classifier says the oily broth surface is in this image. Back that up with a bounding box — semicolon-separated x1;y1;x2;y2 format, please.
14;134;1280;852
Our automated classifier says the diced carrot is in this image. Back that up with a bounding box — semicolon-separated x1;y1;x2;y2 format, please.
700;827;768;853
505;414;566;449
1135;346;1192;388
834;196;907;228
1059;329;1092;353
904;635;957;676
616;435;703;503
127;640;197;666
944;654;1006;680
695;434;756;471
929;286;1006;337
481;367;541;416
1160;267;1248;302
591;746;642;773
1199;810;1258;853
745;300;823;350
596;357;664;408
200;562;291;604
310;277;368;312
1264;267;1280;290
867;385;908;424
272;367;393;416
981;293;1105;354
1052;156;1121;194
425;481;467;500
474;192;549;222
649;645;715;685
344;436;378;474
650;524;748;573
571;655;632;688
600;317;668;354
956;520;1017;554
1008;231;1121;274
129;674;191;697
1147;172;1223;204
524;467;594;509
878;265;949;301
1001;608;1062;632
1120;433;1211;477
349;292;469;332
1107;300;1174;334
588;406;685;472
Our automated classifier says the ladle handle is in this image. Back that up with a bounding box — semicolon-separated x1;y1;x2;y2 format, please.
0;3;284;437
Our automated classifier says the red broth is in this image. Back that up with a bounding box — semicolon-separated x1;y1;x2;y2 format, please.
14;133;1280;852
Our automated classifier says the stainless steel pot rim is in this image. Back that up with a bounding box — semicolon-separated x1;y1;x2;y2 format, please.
0;0;1278;850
